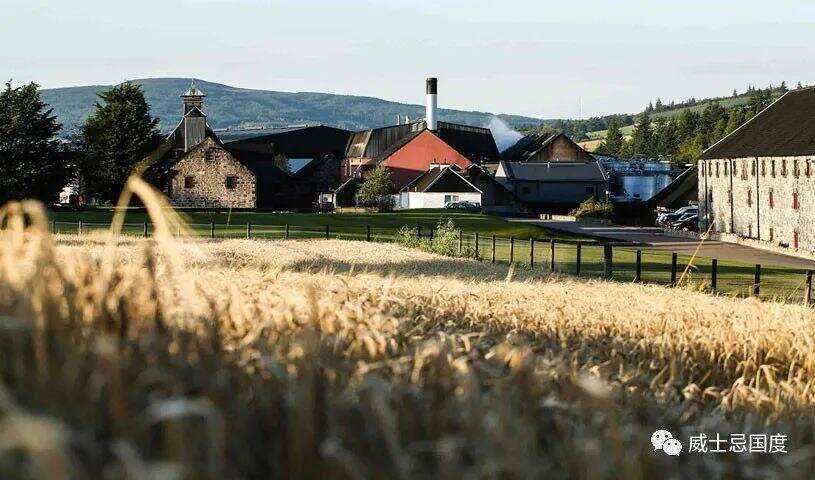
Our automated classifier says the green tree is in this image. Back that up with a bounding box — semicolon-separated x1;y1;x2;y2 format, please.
0;81;69;204
630;112;654;156
599;120;624;156
78;82;160;202
653;117;679;158
780;81;788;94
355;165;395;212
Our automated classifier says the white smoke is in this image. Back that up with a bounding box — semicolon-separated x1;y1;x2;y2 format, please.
488;116;524;152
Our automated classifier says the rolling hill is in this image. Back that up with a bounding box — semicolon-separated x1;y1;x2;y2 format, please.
40;78;548;136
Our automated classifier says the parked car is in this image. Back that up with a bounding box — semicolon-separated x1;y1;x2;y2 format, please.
312;201;335;213
671;213;699;231
444;201;481;212
657;205;698;227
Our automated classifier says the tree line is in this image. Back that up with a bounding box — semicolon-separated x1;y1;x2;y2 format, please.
0;81;159;206
598;86;782;162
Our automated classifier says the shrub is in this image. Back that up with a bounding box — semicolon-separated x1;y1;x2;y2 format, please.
395;219;477;259
355;166;395;212
569;197;615;220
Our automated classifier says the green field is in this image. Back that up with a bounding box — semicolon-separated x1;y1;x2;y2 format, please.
51;209;812;305
50;209;564;240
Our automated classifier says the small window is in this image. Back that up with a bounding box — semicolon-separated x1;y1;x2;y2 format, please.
444;194;459;204
808;160;812;177
205;148;216;162
747;187;752;207
716;162;720;177
707;188;713;203
769;227;774;242
768;188;774;208
794;230;800;249
793;190;799;210
748;224;752;238
727;188;732;205
184;176;194;189
761;160;766;177
225;176;238;189
782;159;787;177
794;159;800;178
751;160;756;176
724;161;728;176
771;159;776;177
741;160;748;180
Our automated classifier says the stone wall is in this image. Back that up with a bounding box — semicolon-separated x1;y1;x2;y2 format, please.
170;137;256;208
699;155;815;254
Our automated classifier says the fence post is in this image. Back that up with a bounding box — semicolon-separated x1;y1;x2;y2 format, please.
753;264;762;296
325;224;330;239
78;220;83;235
143;221;148;237
530;238;535;267
475;232;479;259
805;270;813;306
366;224;371;242
710;259;718;292
603;244;613;279
576;242;582;276
246;222;251;239
509;236;515;263
459;230;463;254
285;224;290;239
550;240;556;272
210;222;215;239
492;235;496;263
635;250;642;282
670;253;678;286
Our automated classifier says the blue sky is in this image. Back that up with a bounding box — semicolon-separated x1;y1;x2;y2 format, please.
4;0;815;118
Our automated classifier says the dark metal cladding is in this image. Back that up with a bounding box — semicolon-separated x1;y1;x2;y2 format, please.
426;78;438;95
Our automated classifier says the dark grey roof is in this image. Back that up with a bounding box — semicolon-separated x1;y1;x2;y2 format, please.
701;86;815;159
498;161;608;182
223;125;352;157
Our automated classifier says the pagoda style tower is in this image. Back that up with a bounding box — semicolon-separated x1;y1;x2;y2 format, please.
181;80;205;115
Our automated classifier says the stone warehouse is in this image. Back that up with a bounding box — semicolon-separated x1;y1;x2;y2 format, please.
147;83;345;209
699;86;815;254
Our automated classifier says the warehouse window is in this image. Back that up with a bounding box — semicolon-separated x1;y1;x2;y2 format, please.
808;160;812;177
707;188;713;203
793;190;800;210
741;160;748;180
225;176;238;189
727;188;732;205
782;159;787;177
761;160;766;177
716;162;720;177
769;228;774;242
724;161;728;176
747;187;752;206
771;159;776;177
184;176;194;189
794;230;800;250
768;188;774;208
794;159;800;178
748;224;752;238
205;148;216;162
751;159;756;176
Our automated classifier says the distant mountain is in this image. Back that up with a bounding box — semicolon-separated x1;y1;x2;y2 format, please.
41;78;548;137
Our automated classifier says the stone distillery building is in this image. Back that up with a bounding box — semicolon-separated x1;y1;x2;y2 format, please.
698;86;815;255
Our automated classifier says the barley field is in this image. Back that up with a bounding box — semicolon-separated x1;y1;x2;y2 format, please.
3;197;815;478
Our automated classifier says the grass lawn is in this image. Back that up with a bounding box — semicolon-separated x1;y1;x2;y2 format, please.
50;208;571;241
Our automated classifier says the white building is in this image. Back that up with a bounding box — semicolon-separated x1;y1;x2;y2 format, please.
397;165;482;209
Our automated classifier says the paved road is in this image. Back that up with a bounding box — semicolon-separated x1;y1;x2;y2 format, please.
511;219;815;270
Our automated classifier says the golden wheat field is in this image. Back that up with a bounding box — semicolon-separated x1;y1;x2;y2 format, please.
3;200;815;478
